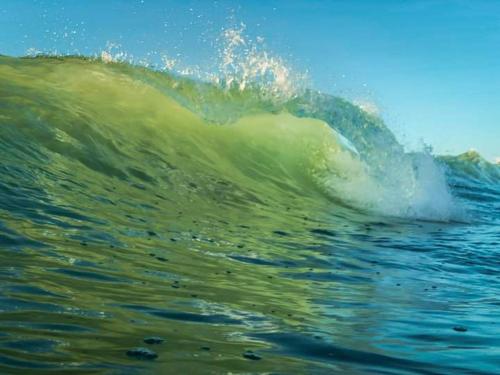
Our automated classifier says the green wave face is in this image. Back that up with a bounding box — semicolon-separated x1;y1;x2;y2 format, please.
1;56;497;373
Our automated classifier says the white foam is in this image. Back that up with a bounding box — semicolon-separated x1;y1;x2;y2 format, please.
316;134;462;221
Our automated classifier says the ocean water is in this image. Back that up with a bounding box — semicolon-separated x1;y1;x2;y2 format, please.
0;55;499;374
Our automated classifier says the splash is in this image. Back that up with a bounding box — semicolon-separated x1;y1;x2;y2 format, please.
155;24;307;102
215;24;306;101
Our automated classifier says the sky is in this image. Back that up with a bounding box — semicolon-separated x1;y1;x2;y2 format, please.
1;0;499;161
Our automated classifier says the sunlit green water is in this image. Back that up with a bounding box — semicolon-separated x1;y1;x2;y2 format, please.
1;56;499;374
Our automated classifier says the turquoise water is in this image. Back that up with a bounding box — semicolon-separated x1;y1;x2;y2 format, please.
0;56;499;374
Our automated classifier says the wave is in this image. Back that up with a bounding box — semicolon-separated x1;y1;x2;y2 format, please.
0;55;477;222
439;150;500;185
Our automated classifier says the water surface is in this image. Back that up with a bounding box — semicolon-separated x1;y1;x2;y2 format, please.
0;56;499;374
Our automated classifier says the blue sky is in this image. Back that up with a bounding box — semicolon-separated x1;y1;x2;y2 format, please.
1;0;499;161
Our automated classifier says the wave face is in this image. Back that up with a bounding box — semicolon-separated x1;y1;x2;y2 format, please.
1;56;499;374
